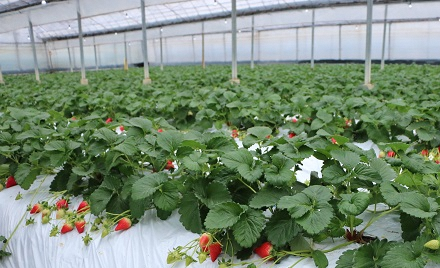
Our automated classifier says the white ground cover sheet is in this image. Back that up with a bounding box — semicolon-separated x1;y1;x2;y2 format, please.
0;140;418;268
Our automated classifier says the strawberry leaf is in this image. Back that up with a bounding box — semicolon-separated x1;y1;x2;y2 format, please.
92;128;120;144
181;151;209;171
278;143;314;159
265;210;300;247
90;187;113;215
127;117;152;133
113;137;138;156
400;212;422;241
264;153;295;186
194;181;232;209
178;193;202;233
156;130;183;153
222;149;263;182
338;192;370;216
381;239;428;268
278;185;333;234
401;154;440;174
400;192;438;218
249;185;290;208
132;173;168;200
206;136;237;152
370;158;397;181
330;150;360;170
204;202;245;229
312;250;328;268
232;208;265;247
14;163;41;190
246;126;272;140
336;249;356;268
353;239;395;268
380;181;407;206
322;164;349;184
153;181;180;211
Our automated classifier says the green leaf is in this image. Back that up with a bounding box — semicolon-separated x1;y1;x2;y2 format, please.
311;118;325;130
113;138;138;156
14;164;41;190
381;241;426;268
382;142;410;153
179;193;203;233
206;136;237;152
153;181;180;211
44;140;66;152
249;185;290;208
332;136;350;145
336;249;355;268
400;213;422;241
156;130;183;153
331;150;360;170
232;208;265;247
222;149;253;169
195;181;232;209
92;128;120;144
246;126;272;140
205;202;245;229
90;187;113;215
400;192;438;218
312;250;328;268
72;164;95;176
131;173;168;200
181;151;209;171
279;143;314;159
353;239;395;268
264;153;295;186
353;164;380;183
380;181;407;206
322;164;349;184
266;210;300;247
401;154;440;174
128;117;152;133
338;192;370;216
278;186;333;234
370;158;397;181
237;163;264;183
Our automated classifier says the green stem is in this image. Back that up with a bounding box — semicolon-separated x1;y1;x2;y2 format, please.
322;241;354;253
236;177;257;193
2;174;49;252
287;256;308;268
360;205;400;234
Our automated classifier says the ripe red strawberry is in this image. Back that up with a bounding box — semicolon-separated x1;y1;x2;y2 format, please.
30;203;42;214
56;199;69;210
115;217;132;231
61;222;74;234
436;160;440;164
119;125;125;132
331;137;337;144
105;117;113;124
199;233;212;252
158;128;163;133
266;135;271;139
254;241;273;259
208;242;222;262
165;160;174;170
77;201;89;213
71;116;77;121
5;176;17;188
292;118;298;123
75;219;86;234
387;151;395;157
421;149;429;157
231;129;238;138
288;132;296;138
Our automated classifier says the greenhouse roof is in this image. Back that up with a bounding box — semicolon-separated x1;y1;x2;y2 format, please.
0;0;437;44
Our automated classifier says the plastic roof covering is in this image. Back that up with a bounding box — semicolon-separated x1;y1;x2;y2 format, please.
0;0;438;44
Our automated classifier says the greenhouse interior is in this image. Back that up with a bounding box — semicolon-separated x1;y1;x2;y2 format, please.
1;0;440;267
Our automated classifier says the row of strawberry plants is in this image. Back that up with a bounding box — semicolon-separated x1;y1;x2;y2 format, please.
2;104;440;267
1;64;440;147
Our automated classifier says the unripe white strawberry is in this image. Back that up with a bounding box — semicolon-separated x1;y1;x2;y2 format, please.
424;239;440;250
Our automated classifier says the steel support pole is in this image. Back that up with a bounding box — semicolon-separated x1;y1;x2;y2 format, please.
93;37;98;70
339;25;342;60
250;15;255;69
160;29;164;71
380;5;388;70
140;0;151;84
28;20;40;82
13;32;22;71
44;42;52;71
311;9;315;69
296;28;299;63
231;0;239;83
0;65;4;84
67;46;73;72
388;22;392;61
124;33;128;71
201;22;205;69
364;0;373;87
77;0;88;85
